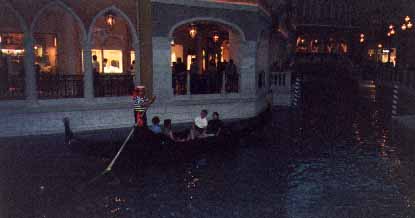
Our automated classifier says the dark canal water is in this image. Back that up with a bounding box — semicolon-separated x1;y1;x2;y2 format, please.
1;78;415;218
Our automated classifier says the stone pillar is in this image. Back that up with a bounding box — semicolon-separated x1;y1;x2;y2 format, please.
138;0;153;96
239;41;257;97
61;12;78;74
23;34;37;101
82;41;94;99
152;37;173;101
133;42;140;85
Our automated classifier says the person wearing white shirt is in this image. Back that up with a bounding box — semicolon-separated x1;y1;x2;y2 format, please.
188;109;208;140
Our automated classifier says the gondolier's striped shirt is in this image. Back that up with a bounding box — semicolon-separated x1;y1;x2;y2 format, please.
133;96;148;112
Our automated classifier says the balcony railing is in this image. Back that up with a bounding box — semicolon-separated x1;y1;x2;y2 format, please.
173;71;239;95
0;75;25;100
94;74;134;97
38;74;84;99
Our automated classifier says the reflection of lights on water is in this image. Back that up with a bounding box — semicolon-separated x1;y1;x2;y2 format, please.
110;207;121;214
114;196;125;203
185;166;201;205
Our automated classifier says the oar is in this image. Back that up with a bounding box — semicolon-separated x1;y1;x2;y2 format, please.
104;125;136;172
81;125;136;187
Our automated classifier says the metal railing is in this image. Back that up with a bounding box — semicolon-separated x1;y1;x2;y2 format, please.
94;74;134;97
173;71;239;95
378;65;415;89
0;75;25;100
38;74;84;99
270;71;288;87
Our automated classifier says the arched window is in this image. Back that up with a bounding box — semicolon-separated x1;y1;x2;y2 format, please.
32;2;85;98
170;20;244;95
0;4;26;100
89;7;138;97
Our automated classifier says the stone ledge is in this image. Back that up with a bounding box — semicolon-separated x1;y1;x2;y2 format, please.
0;97;267;137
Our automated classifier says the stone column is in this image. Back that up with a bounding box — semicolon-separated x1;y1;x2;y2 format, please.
133;42;140;85
152;37;173;101
239;41;257;97
23;34;37;101
82;41;94;99
138;0;153;96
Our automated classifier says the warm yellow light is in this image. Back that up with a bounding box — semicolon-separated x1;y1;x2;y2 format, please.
360;38;365;43
378;44;383;48
405;16;411;22
408;22;413;29
360;33;365;38
54;37;57;47
170;40;175;46
300;39;305;43
314;40;318;43
390;29;396;35
387;32;391;37
213;33;220;43
402;24;407;30
1;49;24;55
105;13;116;27
189;25;197;39
389;24;394;30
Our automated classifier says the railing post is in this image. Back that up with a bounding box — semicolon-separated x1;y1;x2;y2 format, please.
82;41;94;99
23;34;37;101
187;71;191;95
221;71;226;94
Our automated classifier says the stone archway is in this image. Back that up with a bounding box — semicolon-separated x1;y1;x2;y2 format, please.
168;17;247;95
30;0;88;98
0;1;29;100
87;6;139;97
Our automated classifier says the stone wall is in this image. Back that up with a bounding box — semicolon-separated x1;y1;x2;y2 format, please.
151;1;262;41
0;96;265;137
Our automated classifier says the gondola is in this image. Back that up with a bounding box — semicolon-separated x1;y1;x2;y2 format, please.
63;118;241;163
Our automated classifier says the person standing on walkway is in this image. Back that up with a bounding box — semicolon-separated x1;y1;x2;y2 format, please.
92;55;100;96
225;59;238;92
174;58;186;94
189;58;199;94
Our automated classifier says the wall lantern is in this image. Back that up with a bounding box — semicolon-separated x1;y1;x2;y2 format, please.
405;16;411;23
359;33;365;43
105;12;116;27
213;32;220;43
189;25;197;39
402;23;407;31
408;21;413;29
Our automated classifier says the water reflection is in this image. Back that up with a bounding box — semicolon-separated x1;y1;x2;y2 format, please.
3;78;415;218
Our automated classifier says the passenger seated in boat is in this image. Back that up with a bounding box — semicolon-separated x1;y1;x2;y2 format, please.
163;119;184;142
188;109;209;140
149;116;162;134
207;112;224;136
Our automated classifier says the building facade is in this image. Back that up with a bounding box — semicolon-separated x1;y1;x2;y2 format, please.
0;0;275;136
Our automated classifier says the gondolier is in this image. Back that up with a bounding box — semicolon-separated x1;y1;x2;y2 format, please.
132;86;156;128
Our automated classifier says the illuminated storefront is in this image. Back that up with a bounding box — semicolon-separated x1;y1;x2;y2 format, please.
368;48;397;66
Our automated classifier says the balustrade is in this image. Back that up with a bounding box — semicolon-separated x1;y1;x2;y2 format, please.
174;71;239;95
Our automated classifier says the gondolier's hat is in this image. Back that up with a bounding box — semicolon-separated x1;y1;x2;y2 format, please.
135;85;145;90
